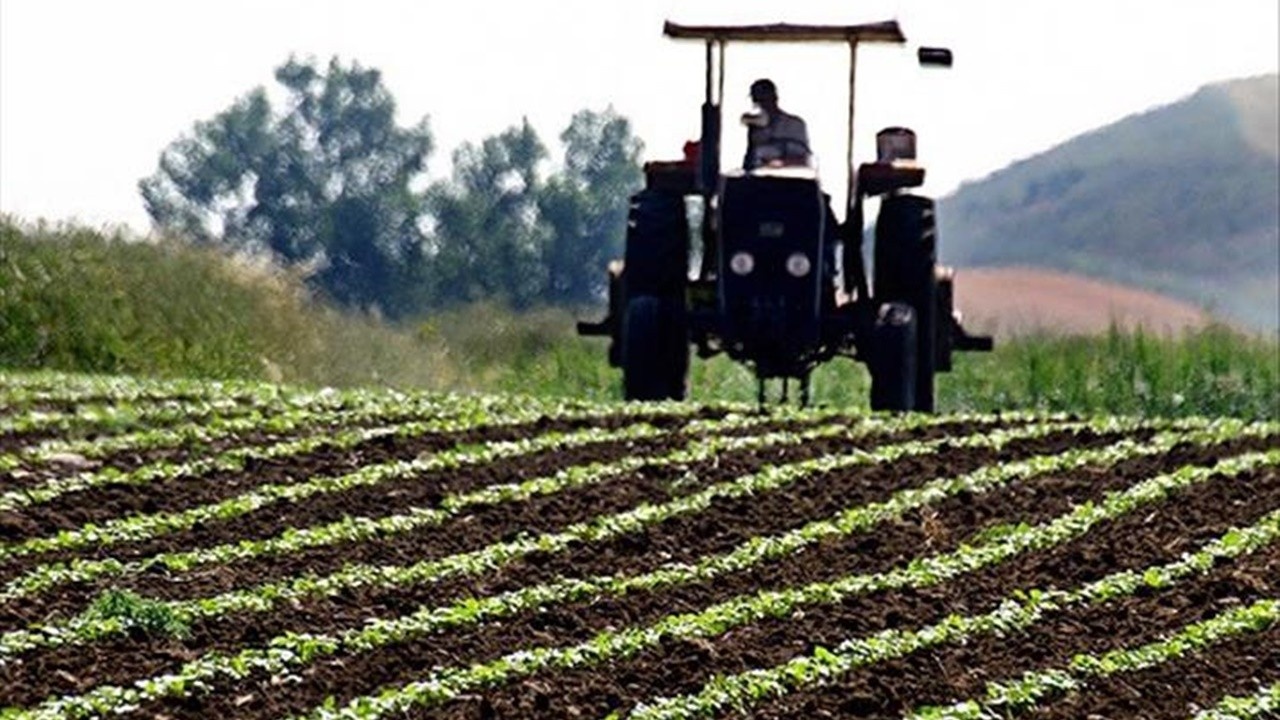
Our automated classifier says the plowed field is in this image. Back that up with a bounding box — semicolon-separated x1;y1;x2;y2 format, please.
0;371;1276;720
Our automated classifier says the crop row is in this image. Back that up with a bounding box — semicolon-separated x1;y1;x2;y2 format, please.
0;385;722;509
287;447;1276;720
0;382;696;476
0;371;306;408
0;410;976;603
634;515;1279;720
0;412;1013;654
2;417;1242;717
1195;683;1280;720
0;396;266;439
0;420;676;560
904;598;1277;719
0;389;455;474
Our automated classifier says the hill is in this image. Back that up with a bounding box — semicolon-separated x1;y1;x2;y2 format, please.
938;74;1279;331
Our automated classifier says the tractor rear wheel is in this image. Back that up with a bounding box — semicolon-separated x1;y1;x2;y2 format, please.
875;194;938;412
622;295;688;401
869;302;917;412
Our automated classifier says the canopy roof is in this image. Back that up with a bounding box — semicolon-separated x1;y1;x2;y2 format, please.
663;20;905;44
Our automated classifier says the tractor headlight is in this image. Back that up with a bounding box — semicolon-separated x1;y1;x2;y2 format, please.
730;252;755;276
786;252;812;278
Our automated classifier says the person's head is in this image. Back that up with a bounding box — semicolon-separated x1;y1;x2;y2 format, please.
749;78;778;110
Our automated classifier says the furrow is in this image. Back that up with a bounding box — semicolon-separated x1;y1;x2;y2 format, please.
0;419;1138;717
1026;631;1279;719
0;413;1038;674
0;421;679;572
613;457;1280;720
101;420;1236;719
320;449;1279;720
1194;682;1280;720
902;590;1279;720
0;412;978;614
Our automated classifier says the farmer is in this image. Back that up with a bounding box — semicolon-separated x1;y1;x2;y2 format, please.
742;78;811;170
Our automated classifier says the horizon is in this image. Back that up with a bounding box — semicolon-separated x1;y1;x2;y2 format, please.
2;0;1277;232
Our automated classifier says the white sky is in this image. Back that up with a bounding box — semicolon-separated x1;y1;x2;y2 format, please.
1;0;1277;231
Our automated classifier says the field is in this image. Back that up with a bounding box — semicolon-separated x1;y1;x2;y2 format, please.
0;371;1277;719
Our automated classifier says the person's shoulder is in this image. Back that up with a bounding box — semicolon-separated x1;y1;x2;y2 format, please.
778;110;807;128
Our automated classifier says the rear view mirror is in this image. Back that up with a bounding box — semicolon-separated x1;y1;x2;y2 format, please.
918;47;953;68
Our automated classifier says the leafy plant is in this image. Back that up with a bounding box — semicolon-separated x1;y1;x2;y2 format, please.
80;589;191;641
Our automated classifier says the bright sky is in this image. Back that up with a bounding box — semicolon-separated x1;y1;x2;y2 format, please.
1;0;1276;231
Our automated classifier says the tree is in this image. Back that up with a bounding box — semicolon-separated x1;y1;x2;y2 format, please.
539;108;644;305
139;56;433;316
425;119;550;308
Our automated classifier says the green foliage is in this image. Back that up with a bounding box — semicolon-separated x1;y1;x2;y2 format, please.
425;119;550;308
0;218;445;387
3;218;1275;418
424;108;643;308
140;57;434;316
939;324;1279;419
140;53;644;316
81;589;190;640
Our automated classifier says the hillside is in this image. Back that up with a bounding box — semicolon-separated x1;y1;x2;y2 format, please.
938;73;1279;331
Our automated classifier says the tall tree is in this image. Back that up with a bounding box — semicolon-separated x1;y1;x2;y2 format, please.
425;119;549;308
539;108;644;305
139;57;433;315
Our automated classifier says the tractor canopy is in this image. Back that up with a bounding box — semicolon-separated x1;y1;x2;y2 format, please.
662;21;906;44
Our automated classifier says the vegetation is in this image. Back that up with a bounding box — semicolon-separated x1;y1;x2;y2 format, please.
0;372;1275;717
140;56;641;316
3;218;1277;418
80;589;191;640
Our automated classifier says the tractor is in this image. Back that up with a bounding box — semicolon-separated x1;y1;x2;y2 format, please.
577;20;992;410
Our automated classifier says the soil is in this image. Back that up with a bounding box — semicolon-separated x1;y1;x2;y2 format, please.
0;417;991;629
431;463;1280;720
0;408;1272;720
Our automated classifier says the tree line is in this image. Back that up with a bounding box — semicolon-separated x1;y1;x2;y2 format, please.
139;56;643;318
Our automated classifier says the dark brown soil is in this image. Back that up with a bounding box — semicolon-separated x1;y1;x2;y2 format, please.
430;463;1280;720
0;411;713;578
742;547;1280;719
0;420;1059;707
103;428;1232;720
1;413;1272;720
2;413;731;542
1030;629;1279;719
0;418;988;630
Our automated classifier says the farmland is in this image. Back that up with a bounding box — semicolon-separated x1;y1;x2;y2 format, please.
0;370;1276;719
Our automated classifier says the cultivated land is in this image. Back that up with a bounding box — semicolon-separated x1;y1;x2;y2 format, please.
0;371;1276;719
955;267;1215;337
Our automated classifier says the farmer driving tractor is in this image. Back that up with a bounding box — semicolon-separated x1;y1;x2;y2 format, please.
742;78;812;170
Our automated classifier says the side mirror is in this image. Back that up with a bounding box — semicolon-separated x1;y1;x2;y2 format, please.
918;47;953;68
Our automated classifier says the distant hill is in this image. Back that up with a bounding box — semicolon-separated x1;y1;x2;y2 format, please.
953;267;1214;338
938;74;1279;331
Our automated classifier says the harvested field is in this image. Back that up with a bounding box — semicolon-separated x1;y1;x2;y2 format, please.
0;371;1276;720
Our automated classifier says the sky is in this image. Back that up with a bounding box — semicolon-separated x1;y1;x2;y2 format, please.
1;0;1277;231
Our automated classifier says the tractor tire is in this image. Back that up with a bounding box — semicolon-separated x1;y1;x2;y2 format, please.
874;194;938;412
624;190;689;299
622;295;688;401
869;302;917;412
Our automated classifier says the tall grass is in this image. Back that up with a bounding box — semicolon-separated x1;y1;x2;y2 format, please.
0;218;438;388
2;218;1276;418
